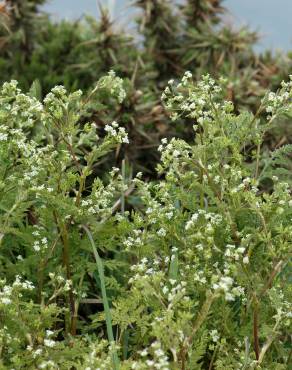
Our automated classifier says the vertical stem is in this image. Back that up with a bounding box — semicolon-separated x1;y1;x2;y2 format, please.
53;211;76;335
121;159;126;214
122;330;129;360
75;173;85;207
180;347;186;370
253;295;260;361
255;142;261;179
208;343;220;370
61;223;76;335
37;260;45;304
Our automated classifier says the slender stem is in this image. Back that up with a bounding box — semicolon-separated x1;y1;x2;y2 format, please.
121;159;126;214
189;292;216;339
258;320;280;365
37;236;60;304
180;346;186;370
208;343;220;370
53;211;76;335
259;260;284;298
254;142;261;179
252;295;260;361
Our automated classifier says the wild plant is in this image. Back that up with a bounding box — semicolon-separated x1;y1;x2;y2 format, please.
0;72;291;369
112;72;292;369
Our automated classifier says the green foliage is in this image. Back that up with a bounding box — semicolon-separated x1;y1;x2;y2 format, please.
0;1;291;369
0;0;292;177
0;72;291;368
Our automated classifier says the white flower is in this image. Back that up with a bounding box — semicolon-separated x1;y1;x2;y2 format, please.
140;349;148;357
1;297;11;305
243;256;249;264
157;228;166;237
44;339;56;348
162;286;169;294
32;348;43;358
0;133;8;141
210;329;219;342
33;241;40;252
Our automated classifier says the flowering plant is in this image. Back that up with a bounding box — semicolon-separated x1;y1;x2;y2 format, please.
113;73;292;369
0;72;291;369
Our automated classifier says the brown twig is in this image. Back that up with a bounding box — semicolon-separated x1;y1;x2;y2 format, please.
252;295;260;361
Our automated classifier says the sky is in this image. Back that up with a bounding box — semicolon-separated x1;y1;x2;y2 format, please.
42;0;292;52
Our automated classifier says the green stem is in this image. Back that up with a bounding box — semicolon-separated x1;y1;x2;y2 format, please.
53;211;75;335
121;159;126;214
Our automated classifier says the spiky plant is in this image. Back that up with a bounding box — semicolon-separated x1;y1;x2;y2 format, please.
134;0;181;80
2;0;46;53
180;0;224;26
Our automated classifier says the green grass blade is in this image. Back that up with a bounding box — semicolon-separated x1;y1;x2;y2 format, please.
81;225;120;370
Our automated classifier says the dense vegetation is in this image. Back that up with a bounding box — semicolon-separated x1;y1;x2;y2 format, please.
0;0;292;176
0;1;291;369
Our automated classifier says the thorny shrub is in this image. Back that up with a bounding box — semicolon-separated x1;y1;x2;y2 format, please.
0;72;291;369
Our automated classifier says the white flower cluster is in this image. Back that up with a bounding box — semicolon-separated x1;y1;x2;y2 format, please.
265;77;292;118
109;71;126;103
97;70;126;103
14;93;43;123
129;257;158;283
212;275;244;302
0;81;43;129
193;269;207;284
44;86;82;120
44;85;67;103
271;289;292;325
1;80;20;96
185;209;223;231
0;132;8;141
132;341;170;370
21;145;56;187
48;273;72;292
79;177;122;218
128;256;169;285
160;279;189;308
38;360;57;369
210;329;220;343
158;138;192;175
230;177;258;194
104;121;129;144
262;75;292;119
144;200;163;225
162;73;223;124
44;329;56;348
32;228;48;252
157;228;167;237
123;229;143;250
224;244;249;264
0;276;34;305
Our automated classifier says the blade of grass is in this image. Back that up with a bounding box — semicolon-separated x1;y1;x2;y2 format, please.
81;224;120;370
122;329;129;360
